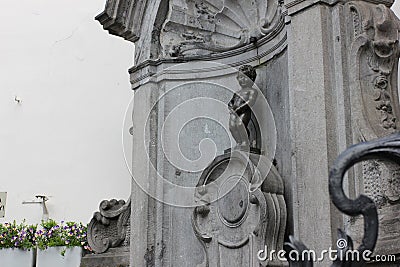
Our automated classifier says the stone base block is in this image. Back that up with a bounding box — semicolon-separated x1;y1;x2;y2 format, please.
80;248;129;267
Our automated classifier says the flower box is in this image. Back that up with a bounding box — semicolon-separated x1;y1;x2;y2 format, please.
0;248;35;267
0;220;89;267
36;246;82;267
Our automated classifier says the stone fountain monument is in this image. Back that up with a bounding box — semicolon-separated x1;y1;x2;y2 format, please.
83;0;400;266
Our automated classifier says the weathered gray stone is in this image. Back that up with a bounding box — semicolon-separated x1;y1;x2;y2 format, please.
192;148;287;266
92;0;400;266
286;0;400;263
160;0;283;57
80;248;129;267
87;199;130;254
340;1;400;258
286;4;341;260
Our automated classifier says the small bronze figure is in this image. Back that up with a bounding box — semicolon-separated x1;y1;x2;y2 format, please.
228;65;258;147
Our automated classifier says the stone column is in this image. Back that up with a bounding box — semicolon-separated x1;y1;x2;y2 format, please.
285;1;342;255
284;0;399;259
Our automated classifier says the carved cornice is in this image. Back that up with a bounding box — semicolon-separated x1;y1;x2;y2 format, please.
129;26;287;89
95;0;149;43
284;0;394;16
284;0;339;15
131;19;286;70
96;0;287;61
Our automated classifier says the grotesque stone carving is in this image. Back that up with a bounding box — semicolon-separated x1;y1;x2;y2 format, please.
346;1;400;257
87;198;131;254
348;2;400;136
192;66;286;266
160;0;284;57
228;65;258;147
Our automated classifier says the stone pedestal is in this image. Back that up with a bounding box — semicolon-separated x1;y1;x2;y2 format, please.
80;248;130;267
128;59;287;266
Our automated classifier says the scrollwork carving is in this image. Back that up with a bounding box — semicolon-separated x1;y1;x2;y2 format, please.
87;198;131;254
346;2;400;256
348;2;400;135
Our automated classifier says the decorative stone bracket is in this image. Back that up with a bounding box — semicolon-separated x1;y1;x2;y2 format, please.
87;198;131;254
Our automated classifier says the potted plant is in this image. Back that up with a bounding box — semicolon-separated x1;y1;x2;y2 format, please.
0;221;37;267
36;219;89;267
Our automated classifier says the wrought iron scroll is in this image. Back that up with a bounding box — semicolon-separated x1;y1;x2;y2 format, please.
285;132;400;266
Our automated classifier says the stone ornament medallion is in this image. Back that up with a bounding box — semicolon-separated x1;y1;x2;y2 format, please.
192;149;286;267
217;175;250;227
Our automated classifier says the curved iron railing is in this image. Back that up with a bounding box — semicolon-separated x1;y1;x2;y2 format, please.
285;132;400;266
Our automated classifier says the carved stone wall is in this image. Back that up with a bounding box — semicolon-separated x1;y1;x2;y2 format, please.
344;1;400;257
282;0;400;259
94;0;400;266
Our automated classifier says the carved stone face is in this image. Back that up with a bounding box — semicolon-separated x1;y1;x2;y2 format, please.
236;72;254;88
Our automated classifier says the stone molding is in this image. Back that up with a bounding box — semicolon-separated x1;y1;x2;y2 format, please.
95;0;149;42
284;0;394;16
96;0;287;67
129;29;287;89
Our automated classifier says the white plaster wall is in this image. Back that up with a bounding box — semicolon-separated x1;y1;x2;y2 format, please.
0;0;134;224
394;1;400;15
